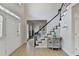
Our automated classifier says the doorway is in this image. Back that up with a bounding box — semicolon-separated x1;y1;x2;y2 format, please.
72;4;79;55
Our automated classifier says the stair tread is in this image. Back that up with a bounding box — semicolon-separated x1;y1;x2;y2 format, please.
38;41;42;43
41;39;45;40
35;44;39;46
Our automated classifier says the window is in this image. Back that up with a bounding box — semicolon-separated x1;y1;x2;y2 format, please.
0;15;3;38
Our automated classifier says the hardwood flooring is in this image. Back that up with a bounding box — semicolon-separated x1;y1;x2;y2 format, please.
10;43;68;56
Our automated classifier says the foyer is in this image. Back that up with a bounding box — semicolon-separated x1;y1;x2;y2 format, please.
10;43;68;56
0;3;79;56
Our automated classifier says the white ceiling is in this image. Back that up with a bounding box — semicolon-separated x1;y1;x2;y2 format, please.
0;3;61;20
24;3;61;20
0;3;25;19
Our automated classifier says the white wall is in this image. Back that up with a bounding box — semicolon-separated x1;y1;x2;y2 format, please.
6;17;22;55
60;6;72;55
60;4;76;56
25;3;61;32
0;9;24;55
0;4;27;44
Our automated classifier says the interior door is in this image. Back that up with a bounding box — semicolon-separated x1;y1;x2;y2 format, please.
6;18;20;55
75;15;79;55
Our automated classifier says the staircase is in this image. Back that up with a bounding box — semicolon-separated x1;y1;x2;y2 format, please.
36;38;47;48
27;3;70;48
35;30;54;48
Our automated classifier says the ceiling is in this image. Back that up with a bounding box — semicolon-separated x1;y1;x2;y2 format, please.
0;3;25;19
0;3;61;20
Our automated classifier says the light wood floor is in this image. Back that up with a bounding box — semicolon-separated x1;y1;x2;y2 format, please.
10;43;68;56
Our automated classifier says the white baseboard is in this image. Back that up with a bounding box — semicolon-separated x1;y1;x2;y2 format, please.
62;47;73;56
8;41;26;56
